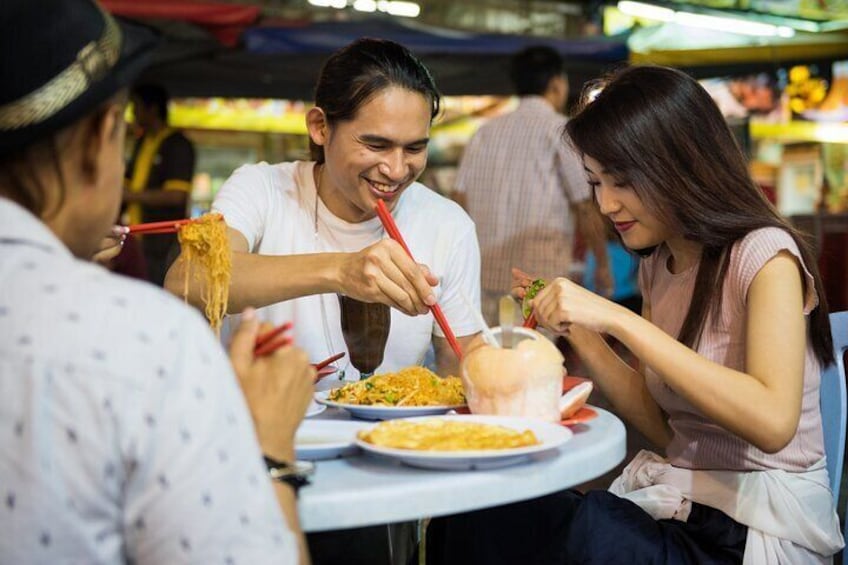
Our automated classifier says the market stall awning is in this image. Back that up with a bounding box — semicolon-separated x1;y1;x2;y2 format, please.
102;0;260;46
243;18;627;60
110;13;628;99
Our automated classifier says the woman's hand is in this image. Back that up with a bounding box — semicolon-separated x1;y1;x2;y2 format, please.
228;308;315;462
511;267;535;301
512;268;549;320
338;239;439;317
91;225;128;265
531;276;624;336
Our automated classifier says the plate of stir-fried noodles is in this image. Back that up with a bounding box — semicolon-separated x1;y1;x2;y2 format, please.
315;366;466;420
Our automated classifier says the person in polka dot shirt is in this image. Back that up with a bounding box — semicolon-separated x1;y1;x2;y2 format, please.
0;1;314;563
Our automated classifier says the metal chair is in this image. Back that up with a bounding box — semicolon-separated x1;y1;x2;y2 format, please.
820;311;848;505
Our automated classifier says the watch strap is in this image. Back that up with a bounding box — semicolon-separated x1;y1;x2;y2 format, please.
263;456;312;495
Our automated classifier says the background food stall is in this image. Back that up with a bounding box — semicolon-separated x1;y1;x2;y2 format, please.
610;7;848;310
107;0;848;308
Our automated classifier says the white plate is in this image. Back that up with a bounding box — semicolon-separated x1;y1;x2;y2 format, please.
354;415;573;470
295;420;371;460
305;400;327;418
314;390;465;421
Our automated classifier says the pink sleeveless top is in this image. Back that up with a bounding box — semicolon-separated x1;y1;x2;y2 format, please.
639;227;824;471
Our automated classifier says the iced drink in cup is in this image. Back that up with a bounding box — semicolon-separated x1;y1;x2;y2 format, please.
338;295;391;379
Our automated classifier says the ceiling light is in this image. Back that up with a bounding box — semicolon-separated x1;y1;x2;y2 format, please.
675;11;794;37
618;1;673;22
310;0;419;17
616;1;795;37
353;0;377;12
308;0;346;8
381;1;420;18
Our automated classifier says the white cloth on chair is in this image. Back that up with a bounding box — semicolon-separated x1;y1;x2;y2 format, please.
610;450;844;564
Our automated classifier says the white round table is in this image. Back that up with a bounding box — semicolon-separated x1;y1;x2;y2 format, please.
298;406;626;533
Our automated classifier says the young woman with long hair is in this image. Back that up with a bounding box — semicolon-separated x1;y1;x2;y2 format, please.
428;65;843;564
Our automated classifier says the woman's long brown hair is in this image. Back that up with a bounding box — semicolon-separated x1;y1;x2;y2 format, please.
566;65;833;367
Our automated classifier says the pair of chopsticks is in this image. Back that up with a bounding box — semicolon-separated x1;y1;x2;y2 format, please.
126;213;223;235
374;200;463;361
254;322;293;357
313;351;345;371
127;218;194;235
255;325;345;369
254;319;345;366
312;352;346;384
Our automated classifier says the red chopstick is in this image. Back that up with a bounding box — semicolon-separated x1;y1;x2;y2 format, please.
374;200;463;361
254;336;293;357
127;218;194;234
313;351;345;371
523;313;538;329
254;322;293;353
127;214;224;235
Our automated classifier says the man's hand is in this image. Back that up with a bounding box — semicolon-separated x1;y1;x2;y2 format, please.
338;239;439;317
511;267;536;301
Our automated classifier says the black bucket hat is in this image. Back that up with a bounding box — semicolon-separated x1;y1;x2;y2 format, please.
0;0;159;156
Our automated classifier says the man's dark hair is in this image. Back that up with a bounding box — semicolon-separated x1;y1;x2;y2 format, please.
131;83;169;122
310;38;441;163
509;46;565;96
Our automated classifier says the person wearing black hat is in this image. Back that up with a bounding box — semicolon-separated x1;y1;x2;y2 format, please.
0;1;313;563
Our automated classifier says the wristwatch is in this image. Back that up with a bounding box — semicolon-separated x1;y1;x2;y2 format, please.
263;456;315;495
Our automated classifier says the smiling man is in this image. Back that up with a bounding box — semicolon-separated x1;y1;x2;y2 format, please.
165;39;481;382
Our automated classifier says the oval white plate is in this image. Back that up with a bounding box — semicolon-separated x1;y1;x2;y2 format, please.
354;414;573;470
305;400;327;418
295;420;371;460
314;390;465;421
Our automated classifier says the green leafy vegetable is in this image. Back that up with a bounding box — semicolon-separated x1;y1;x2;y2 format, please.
521;279;546;319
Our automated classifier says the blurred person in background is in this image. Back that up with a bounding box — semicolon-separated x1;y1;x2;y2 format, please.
0;1;314;562
451;45;611;325
123;83;195;286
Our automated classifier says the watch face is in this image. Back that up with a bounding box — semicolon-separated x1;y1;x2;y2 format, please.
265;457;315;481
292;460;316;476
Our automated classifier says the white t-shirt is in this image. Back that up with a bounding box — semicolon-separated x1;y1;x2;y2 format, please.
213;160;481;378
0;199;297;564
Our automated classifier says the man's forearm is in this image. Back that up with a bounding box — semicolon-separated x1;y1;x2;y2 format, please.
164;251;347;313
